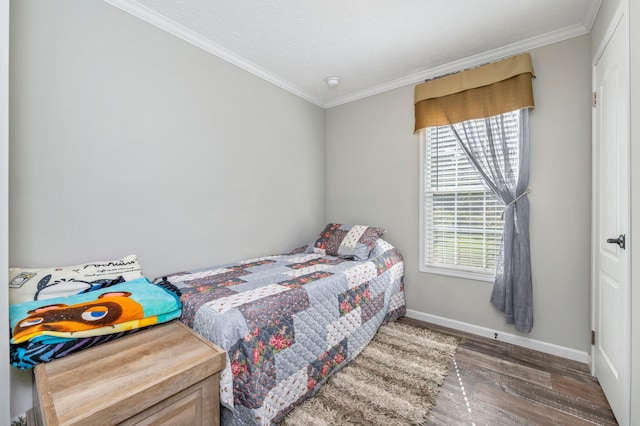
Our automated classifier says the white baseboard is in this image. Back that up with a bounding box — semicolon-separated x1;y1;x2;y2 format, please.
406;309;591;364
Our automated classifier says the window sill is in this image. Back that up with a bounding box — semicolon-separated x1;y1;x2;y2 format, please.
419;265;495;283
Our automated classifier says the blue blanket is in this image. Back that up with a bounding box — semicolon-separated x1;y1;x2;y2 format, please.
10;278;182;368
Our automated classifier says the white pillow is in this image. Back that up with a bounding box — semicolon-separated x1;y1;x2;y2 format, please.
9;254;144;305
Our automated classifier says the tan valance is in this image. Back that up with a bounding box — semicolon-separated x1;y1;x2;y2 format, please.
414;53;535;132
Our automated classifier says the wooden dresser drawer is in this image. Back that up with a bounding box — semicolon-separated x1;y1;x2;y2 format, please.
32;321;226;426
121;375;217;425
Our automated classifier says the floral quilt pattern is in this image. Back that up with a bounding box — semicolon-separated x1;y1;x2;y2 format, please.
159;238;405;425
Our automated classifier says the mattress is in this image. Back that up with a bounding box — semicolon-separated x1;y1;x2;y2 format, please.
157;238;406;425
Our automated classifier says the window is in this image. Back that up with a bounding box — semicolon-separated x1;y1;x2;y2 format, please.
420;112;520;281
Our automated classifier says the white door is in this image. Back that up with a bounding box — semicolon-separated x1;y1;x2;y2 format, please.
592;10;630;426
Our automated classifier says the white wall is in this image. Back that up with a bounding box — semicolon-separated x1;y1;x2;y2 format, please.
9;0;326;275
326;35;593;354
1;0;10;423
8;0;326;417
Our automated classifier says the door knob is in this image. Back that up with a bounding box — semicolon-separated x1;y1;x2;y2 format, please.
606;234;625;249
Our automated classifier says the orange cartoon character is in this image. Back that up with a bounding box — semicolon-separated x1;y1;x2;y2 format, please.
12;291;145;343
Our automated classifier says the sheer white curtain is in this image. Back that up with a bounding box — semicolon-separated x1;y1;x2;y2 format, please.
450;109;532;332
414;53;535;332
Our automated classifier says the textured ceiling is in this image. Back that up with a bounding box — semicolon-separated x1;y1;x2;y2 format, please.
105;0;602;108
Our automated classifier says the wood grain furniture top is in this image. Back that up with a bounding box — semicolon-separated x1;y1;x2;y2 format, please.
33;320;226;426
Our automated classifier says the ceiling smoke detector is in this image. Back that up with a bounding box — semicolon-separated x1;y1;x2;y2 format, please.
325;76;340;88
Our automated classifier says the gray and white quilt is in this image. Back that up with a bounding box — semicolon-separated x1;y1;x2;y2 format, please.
158;238;405;425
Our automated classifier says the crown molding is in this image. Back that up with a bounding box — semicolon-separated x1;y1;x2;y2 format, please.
325;22;592;108
103;0;325;107
105;0;599;110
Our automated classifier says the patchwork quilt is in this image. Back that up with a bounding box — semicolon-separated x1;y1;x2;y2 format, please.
158;238;405;425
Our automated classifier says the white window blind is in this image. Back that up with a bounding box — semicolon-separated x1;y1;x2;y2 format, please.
421;113;520;280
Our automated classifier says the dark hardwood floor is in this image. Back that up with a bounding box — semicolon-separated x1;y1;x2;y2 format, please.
399;317;618;426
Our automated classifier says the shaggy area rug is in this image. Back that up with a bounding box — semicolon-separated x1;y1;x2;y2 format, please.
283;321;459;425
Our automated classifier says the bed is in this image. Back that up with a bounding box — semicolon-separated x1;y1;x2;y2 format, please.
156;224;406;425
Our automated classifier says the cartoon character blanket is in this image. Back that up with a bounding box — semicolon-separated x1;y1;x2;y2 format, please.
9;278;182;368
158;238;405;425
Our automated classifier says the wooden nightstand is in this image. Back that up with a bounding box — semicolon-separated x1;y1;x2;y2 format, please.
30;321;226;426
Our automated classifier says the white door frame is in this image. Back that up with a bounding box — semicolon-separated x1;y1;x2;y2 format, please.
590;1;631;424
